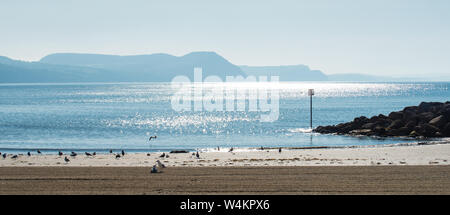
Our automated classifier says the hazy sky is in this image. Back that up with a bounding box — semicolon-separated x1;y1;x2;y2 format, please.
1;0;449;78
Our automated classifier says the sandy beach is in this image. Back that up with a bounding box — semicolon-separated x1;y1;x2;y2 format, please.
1;141;449;167
1;142;449;194
0;166;449;194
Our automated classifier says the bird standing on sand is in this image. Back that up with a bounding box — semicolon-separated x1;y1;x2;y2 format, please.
64;156;70;163
156;160;166;168
229;147;234;152
196;151;200;159
58;151;63;156
85;152;92;156
2;153;6;158
279;148;282;153
93;152;96;156
159;153;165;158
70;152;77;157
150;165;158;173
37;150;41;154
121;150;125;156
27;152;31;156
149;135;157;141
11;155;18;159
109;149;112;153
115;154;121;159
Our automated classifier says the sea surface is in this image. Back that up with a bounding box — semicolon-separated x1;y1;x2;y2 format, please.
0;82;448;154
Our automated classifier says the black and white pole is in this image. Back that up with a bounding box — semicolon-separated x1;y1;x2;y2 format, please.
308;89;314;129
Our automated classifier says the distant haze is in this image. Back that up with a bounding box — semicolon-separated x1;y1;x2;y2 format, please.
0;0;449;79
0;52;444;83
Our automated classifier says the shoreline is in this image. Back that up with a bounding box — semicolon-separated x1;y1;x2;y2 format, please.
1;140;449;167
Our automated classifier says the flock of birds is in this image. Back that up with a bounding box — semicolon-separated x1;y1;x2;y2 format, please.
1;149;126;163
0;134;284;174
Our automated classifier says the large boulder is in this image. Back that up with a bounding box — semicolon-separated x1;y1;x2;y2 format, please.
429;115;447;128
417;112;436;124
422;124;440;137
418;102;444;113
388;111;403;120
404;121;417;129
313;101;450;138
362;123;376;129
443;123;450;136
387;119;405;130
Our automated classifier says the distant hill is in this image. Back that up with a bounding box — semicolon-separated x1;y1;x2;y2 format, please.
240;65;327;81
40;52;245;82
327;73;389;82
0;56;127;83
0;52;433;83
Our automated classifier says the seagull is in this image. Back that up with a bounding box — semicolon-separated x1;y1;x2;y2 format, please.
121;150;125;156
149;135;157;141
58;151;63;156
37;150;41;154
115;154;121;159
159;153;165;158
27;152;31;156
64;156;70;163
70;152;77;157
85;152;92;156
11;155;18;159
156;160;166;168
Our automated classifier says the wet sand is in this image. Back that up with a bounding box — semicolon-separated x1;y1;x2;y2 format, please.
1;166;449;194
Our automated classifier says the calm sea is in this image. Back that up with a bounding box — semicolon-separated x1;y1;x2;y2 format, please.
0;82;448;154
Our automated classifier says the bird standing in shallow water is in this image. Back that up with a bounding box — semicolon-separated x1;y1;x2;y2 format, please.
37;150;41;154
